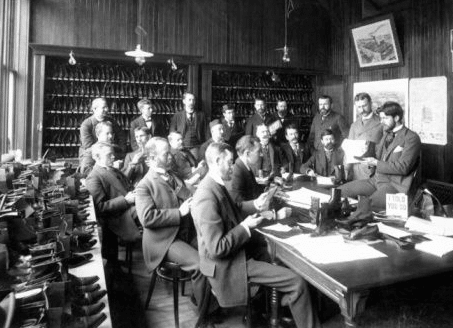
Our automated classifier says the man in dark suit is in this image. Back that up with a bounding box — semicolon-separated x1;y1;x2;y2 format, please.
79;97;126;157
339;101;421;211
253;124;281;178
245;98;272;136
85;142;141;268
220;104;244;148
269;100;297;145
199;119;225;162
300;129;344;177
191;142;320;328
280;124;310;175
129;98;165;151
135;137;211;315
169;92;208;161
122;126;150;186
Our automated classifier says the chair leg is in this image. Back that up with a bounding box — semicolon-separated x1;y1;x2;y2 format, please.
246;284;253;328
181;281;186;296
172;274;180;328
145;271;158;309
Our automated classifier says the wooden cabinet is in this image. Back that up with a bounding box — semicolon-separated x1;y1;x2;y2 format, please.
30;44;200;159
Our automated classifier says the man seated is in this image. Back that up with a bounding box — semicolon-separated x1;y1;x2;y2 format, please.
122;127;150;186
168;132;207;186
130;98;165;151
220;104;244;148
199;119;225;162
300;129;344;177
253;124;281;178
85;142;141;270
135;137;212;316
339;101;421;211
79;121;122;177
191;142;320;328
280;124;310;176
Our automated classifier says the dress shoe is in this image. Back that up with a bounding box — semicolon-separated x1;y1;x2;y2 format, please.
67;273;100;286
67;253;93;268
71;302;105;317
71;239;97;253
72;289;107;306
73;283;101;294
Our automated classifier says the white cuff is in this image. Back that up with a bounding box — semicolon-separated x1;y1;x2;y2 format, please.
240;222;251;237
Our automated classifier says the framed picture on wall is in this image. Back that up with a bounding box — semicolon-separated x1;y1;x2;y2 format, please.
350;14;403;69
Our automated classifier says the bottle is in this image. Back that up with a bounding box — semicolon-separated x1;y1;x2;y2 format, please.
328;188;342;220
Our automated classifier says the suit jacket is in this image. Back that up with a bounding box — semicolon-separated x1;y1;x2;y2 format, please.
171;148;197;180
251;143;280;176
229;158;262;203
300;147;344;176
79;115;126;156
280;142;310;175
169;110;208;146
268;113;297;145
199;138;213;162
374;126;421;193
191;175;257;307
221;118;244;147
85;165;140;241
135;169;193;272
245;112;272;136
308;111;349;151
129;115;166;151
122;149;149;186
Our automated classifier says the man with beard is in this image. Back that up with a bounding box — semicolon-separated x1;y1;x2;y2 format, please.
280;124;310;176
122;126;150;186
253;124;281;178
199;119;225;162
129;99;165;151
191;142;320;328
346;93;383;180
300;129;344;177
339;101;421;211
169;92;208;161
308;95;349;151
269;100;296;145
245;98;272;136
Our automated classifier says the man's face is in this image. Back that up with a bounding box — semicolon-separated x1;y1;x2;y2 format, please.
318;98;331;116
321;134;335;150
246;145;262;166
183;94;196;114
218;150;234;181
379;113;397;132
97;147;115;167
135;130;149;149
93;100;109;121
211;124;224;142
254;100;266;116
140;104;153;119
256;126;270;145
169;134;183;150
153;142;173;170
97;126;114;143
223;109;234;123
277;101;288;117
356;99;372;117
285;128;299;144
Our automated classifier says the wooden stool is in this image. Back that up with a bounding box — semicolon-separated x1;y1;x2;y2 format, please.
145;261;191;328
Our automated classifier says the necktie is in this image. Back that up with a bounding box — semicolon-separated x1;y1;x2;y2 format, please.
188;113;193;123
325;150;333;162
162;172;176;190
385;132;395;149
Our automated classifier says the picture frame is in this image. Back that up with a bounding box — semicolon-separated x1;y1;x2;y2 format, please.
350;14;403;69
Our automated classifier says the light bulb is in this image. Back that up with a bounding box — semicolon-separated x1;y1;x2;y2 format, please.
135;56;146;66
167;58;178;71
69;51;76;65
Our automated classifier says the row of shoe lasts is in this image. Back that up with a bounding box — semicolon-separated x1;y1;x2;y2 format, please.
212;87;313;102
213;71;313;89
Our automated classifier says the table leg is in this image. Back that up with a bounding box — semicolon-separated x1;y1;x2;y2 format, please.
339;290;369;328
269;286;279;328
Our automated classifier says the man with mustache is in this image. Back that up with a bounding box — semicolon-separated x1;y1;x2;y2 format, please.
245;98;272;136
280;124;310;176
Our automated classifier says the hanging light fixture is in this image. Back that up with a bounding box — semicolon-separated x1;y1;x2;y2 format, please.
68;51;76;65
125;0;153;65
276;0;294;63
167;58;178;71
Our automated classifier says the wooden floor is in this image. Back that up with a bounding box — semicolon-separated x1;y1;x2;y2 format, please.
105;244;453;328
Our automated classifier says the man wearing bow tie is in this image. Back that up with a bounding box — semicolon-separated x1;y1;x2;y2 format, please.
130;99;165;151
220;104;244;147
280;124;310;175
300;129;344;177
339;101;421;211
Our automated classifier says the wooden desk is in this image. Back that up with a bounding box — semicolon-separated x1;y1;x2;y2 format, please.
267;178;453;327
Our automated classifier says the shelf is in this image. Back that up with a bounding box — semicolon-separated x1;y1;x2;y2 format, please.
47;77;188;86
48;94;184;100
212;85;312;91
44;143;80;147
212;100;310;104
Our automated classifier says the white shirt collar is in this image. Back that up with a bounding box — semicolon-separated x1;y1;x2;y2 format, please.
208;171;225;186
392;124;403;133
361;112;373;121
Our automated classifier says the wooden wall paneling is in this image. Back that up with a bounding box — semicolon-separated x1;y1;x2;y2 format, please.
30;54;45;159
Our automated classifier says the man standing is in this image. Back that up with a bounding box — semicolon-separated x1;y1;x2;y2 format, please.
79;97;126;156
191;142;320;328
122;127;150;186
300;129;344;177
280;124;310;176
130;99;165;151
339;101;421;211
220;104;244;147
308;95;349;151
199;119;225;162
169;92;207;161
86;142;141;270
245;98;271;136
269;100;296;145
135;137;211;316
346;93;383;180
254;124;280;178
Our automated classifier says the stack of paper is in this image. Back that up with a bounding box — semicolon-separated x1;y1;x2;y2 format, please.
415;234;453;257
405;216;453;236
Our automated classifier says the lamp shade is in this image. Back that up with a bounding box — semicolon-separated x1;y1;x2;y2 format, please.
125;44;153;58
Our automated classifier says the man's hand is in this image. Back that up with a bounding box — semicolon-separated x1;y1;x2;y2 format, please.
361;157;378;167
131;151;144;165
124;191;135;205
254;192;269;211
112;160;123;170
276;207;292;220
306;169;316;177
179;197;193;217
243;213;264;229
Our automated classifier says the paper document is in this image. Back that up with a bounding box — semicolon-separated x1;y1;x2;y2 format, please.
262;223;293;232
415;234;453;257
282;172;302;180
316;176;334;186
377;222;412;239
405;216;453;236
284;187;358;209
341;139;368;164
